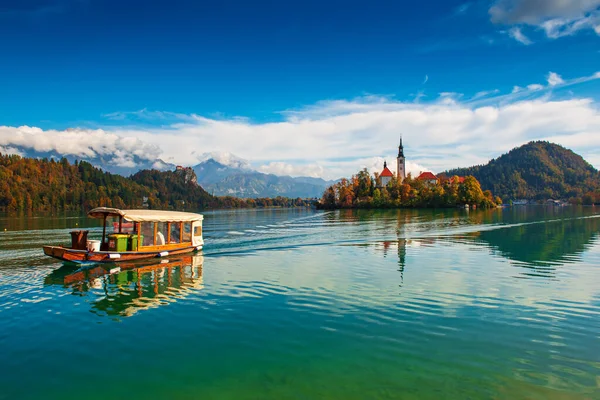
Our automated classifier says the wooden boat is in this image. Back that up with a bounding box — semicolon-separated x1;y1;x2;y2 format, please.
43;207;204;263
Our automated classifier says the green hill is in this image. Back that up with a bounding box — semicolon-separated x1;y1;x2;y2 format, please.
130;168;218;210
0;154;154;211
0;154;313;212
443;141;600;201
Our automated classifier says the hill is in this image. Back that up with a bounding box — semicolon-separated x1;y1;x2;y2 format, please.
0;146;333;199
193;158;334;198
0;154;313;212
0;154;156;211
129;167;219;209
443;141;600;201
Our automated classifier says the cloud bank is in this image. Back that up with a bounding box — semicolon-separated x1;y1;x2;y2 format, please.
0;126;161;168
1;71;599;180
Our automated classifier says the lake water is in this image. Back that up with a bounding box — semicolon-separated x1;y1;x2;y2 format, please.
1;206;599;399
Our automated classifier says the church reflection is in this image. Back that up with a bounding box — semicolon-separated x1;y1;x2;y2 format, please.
381;238;407;286
44;255;204;318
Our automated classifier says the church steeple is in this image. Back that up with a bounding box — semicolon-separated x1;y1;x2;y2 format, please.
397;135;406;183
398;136;404;158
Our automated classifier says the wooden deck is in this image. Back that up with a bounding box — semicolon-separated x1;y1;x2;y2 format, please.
43;244;202;264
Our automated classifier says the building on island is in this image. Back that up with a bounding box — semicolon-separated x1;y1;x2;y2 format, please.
417;171;438;185
378;137;439;187
449;176;465;184
379;161;394;187
379;136;406;187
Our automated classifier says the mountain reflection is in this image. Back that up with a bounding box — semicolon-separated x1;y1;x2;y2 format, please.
362;207;600;277
44;255;204;318
469;215;600;269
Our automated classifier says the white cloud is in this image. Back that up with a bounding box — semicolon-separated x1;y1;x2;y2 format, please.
508;26;533;44
195;151;253;170
257;162;325;178
151;160;173;171
547;71;565;86
0;146;24;157
471;89;500;100
526;83;544;91
512;85;523;93
0;126;161;168
2;71;600;180
491;0;600;41
540;13;600;37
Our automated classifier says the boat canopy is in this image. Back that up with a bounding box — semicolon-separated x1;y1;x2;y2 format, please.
88;207;203;222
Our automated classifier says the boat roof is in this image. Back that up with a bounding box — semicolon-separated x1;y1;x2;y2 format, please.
88;207;203;222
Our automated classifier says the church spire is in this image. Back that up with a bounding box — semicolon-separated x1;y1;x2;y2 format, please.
397;135;406;183
398;135;404;158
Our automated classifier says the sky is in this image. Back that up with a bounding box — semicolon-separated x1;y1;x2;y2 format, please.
0;0;599;179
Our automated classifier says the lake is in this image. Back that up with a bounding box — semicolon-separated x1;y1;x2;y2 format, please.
1;206;599;399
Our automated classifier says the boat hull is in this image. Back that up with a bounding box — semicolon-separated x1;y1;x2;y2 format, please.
43;245;202;264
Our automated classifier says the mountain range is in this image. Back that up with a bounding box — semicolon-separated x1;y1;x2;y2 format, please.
3;141;598;202
192;159;335;198
2;146;335;199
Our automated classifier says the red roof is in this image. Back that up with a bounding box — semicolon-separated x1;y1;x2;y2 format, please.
449;176;465;184
380;167;394;177
417;171;438;180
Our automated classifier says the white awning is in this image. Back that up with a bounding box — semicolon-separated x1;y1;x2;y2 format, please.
88;207;203;223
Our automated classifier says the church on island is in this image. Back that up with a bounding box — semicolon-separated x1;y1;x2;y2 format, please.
378;138;438;187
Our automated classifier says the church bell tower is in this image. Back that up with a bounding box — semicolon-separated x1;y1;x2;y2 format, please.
397;136;406;183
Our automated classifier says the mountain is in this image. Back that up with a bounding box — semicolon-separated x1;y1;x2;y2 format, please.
129;167;218;209
2;147;175;176
3;146;331;198
193;159;243;185
195;152;253;170
443;141;600;201
193;158;334;198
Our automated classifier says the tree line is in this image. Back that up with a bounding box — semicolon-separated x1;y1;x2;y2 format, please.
318;168;501;209
0;154;313;212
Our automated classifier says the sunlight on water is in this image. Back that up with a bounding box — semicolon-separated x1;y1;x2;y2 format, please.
1;207;600;399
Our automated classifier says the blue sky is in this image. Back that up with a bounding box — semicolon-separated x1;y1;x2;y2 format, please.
1;0;599;178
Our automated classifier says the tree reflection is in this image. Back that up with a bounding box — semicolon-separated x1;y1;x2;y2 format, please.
367;207;600;278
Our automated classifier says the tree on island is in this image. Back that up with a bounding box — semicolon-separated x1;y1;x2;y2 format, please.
318;168;501;209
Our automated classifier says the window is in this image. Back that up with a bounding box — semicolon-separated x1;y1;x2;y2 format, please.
141;223;154;247
113;219;135;233
156;222;167;245
182;223;191;242
170;222;181;244
194;225;202;237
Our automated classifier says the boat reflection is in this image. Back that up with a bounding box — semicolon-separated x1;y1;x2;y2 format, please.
44;255;204;318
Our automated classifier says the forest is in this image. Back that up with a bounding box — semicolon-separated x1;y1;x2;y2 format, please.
0;154;313;212
444;141;600;202
318;168;501;209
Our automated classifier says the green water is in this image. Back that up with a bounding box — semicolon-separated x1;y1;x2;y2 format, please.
1;207;599;399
